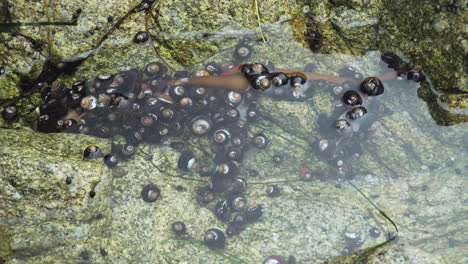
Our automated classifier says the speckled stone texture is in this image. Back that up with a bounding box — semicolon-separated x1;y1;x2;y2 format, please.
0;0;467;263
325;243;443;264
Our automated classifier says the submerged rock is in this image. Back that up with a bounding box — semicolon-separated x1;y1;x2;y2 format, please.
0;0;466;263
324;243;443;264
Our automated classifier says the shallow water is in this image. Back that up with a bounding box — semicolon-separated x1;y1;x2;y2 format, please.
0;1;467;264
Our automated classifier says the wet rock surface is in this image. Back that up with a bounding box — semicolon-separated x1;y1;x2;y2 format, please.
0;0;467;263
324;243;443;264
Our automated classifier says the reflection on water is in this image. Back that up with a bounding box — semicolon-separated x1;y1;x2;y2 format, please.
0;1;467;263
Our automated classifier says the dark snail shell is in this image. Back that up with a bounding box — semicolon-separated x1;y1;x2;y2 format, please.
360;77;384;96
37;114;56;133
40;86;53;102
231;134;246;148
192;87;208;100
226;225;239;237
124;130;143;146
198;166;212;177
234;43;253;60
241;63;268;78
121;144;136;158
346;106;367;120
40;100;68;118
83;145;103;159
214;200;232;222
160;108;175;122
204;62;222;75
80;95;98;110
143;97;160;112
173;70;191;79
178;97;193;111
103;153;118;168
62;119;79;133
381;52;403;69
290;75;306;89
253;133;269;149
2;106;18;121
133;31;150;44
213;128;231;145
96;93;112;107
407;69;425;82
260;60;275;72
140;113;158;127
169;121;184;136
141;183;160;203
271;72;289;86
304;29;321;51
112;97;132;111
195;70;210;77
244;203;263;223
168;85;186;101
213;161;239;179
251;74;272;91
67;93;83;108
226;91;242;106
79;112;100;126
335;119;350;130
227;192;247;212
134;1;151;12
156;122;170;136
50;82;69;99
144;62;167;77
342;90;363;106
189;115;212;136
226;147;243;161
171;221;186;235
138;87;152;99
232;213;248;232
212;163;231;179
95;73;116;93
246;103;259;122
71;80;87;96
272;154;283;165
231;177;248;193
196;185;215;204
177;151;197;171
222;107;240;124
148;77;165;92
262;256;287;264
51;119;66;132
311;139;338;161
213;106;240;127
204;228;226;249
95;125;112;138
266;185;281;197
78;124;91;135
397;71;407;80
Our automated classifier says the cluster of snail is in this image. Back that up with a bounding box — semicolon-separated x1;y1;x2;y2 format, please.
309;59;425;175
18;40;424;256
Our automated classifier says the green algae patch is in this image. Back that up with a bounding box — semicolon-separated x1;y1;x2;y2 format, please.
0;226;13;261
0;73;21;101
